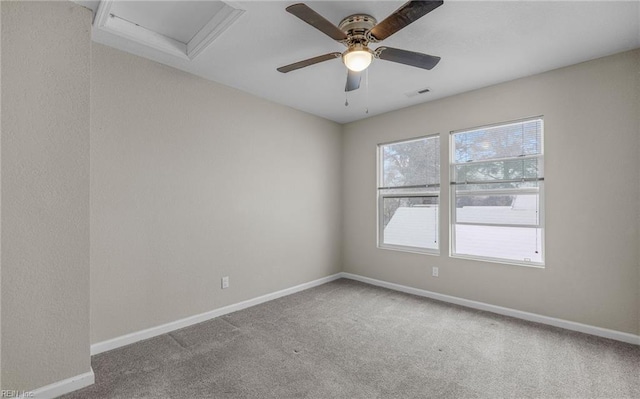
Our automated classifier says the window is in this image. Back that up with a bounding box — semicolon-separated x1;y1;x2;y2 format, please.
378;135;440;254
450;117;544;266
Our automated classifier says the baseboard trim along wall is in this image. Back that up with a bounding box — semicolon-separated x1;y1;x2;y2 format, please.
29;368;94;399
91;273;343;355
340;273;640;346
91;271;639;357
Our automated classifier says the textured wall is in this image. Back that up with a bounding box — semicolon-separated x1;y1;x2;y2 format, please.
90;44;342;344
342;49;640;335
1;1;91;390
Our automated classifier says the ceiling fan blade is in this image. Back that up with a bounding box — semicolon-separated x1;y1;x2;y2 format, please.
286;3;348;41
277;52;342;73
369;1;443;41
377;47;441;70
345;69;361;92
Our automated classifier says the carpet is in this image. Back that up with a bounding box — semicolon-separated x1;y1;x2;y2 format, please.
63;279;640;398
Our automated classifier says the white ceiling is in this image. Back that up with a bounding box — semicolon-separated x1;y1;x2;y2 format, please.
109;1;226;43
79;0;640;124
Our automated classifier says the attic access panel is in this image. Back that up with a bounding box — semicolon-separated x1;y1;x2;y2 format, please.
94;0;244;60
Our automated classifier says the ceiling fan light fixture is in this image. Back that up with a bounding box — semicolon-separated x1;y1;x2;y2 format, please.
343;45;373;72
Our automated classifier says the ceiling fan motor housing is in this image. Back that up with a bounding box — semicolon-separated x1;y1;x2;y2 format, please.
339;14;377;45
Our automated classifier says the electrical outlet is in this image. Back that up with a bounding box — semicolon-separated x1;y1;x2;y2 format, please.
432;267;439;277
221;276;229;289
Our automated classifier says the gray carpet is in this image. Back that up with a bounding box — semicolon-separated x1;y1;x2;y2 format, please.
64;279;640;398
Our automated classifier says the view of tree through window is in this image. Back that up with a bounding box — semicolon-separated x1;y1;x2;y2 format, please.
451;118;544;265
378;135;440;253
382;138;440;188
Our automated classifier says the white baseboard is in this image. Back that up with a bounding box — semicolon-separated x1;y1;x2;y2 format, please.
28;368;94;399
23;271;638;398
340;272;640;346
91;270;638;357
91;273;343;355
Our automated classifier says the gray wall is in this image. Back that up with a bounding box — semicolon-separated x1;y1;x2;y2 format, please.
342;49;640;335
1;1;91;390
90;44;343;344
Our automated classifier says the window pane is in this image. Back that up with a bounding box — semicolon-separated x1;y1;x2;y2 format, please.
454;225;542;263
382;137;439;187
382;197;438;250
453;119;542;163
456;194;539;225
453;157;542;184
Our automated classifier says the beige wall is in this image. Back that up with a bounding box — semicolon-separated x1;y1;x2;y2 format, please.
1;1;91;391
342;49;640;335
90;44;343;344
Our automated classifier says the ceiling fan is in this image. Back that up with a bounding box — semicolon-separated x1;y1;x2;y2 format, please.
277;1;443;92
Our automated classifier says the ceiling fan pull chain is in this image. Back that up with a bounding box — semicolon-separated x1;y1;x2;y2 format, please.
365;69;369;114
345;91;349;107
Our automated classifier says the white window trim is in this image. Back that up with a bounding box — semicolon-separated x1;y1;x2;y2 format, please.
376;134;441;255
449;116;545;268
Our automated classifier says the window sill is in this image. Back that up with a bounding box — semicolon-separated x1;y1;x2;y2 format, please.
450;253;545;268
378;244;440;256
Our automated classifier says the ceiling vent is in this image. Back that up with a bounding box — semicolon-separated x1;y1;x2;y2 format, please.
94;0;244;61
405;87;431;98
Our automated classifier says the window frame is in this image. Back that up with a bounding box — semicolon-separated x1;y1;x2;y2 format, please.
377;134;441;255
449;117;545;267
